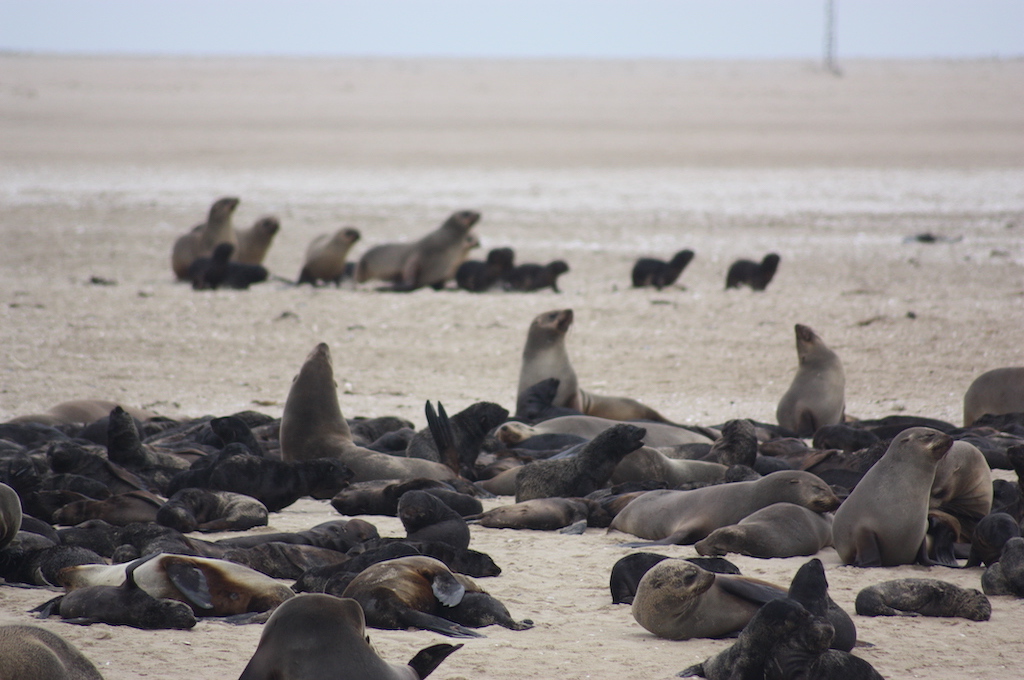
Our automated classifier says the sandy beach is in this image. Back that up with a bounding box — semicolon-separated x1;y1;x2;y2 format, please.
1;55;1023;679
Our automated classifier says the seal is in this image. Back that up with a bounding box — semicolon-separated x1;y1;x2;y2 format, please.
341;555;532;637
631;559;787;640
355;210;481;290
8;399;160;427
963;366;1024;426
725;252;780;290
608;553;740;605
631;249;694;290
609;446;727;487
855;578;991;620
456;247;515;292
694;502;833;559
610;470;840;545
496;415;713;448
279;343;457;482
297;227;362;286
967;512;1021;567
51;490;164;527
156;488;269;533
0;624;105;680
187;243;269;290
238;594;462;680
765;611;884;680
776;324;846;437
470;498;597;531
398;490;471;550
504;260;570;292
981;536;1024;597
234;215;280;265
0;481;22;550
406;400;508;477
514;423;647;502
832;427;953;567
929;439;993;540
786;558;857;653
516;309;677;424
171;196;240;280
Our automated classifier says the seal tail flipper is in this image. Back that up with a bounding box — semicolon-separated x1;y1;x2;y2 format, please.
399;608;484;638
407;643;464;679
677;663;706;678
31;594;64;618
426;401;460;475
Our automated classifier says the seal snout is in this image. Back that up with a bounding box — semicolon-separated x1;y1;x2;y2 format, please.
556;308;574;332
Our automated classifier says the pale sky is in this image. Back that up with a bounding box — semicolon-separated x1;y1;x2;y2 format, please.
1;1;1021;59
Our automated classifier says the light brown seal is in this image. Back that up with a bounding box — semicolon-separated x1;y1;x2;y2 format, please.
279;343;457;482
234;215;280;265
7;399;160;426
610;470;840;545
297;227;361;286
929;439;992;540
0;481;22;550
963;366;1024;426
631;559;786;640
355;210;481;290
238;594;462;680
0;625;104;680
516;308;676;424
495;415;713;447
831;427;953;567
776;324;845;437
170;196;239;280
694;502;833;558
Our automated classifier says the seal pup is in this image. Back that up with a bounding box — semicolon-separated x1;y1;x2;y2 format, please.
355;210;480;290
832;427;953;567
398;490;471;550
775;324;845;437
611;470;839;545
470;498;596;531
765;610;884;680
631;249;694;290
171;196;239;280
855;578;991;620
786;558;857;653
609;446;728;487
456;247;515;292
234;215;279;265
609;553;740;605
188;243;269;290
238;594;462;680
0;481;22;549
631;559;787;640
0;625;104;680
967;512;1021;567
981;536;1024;596
929;439;992;539
963;366;1024;426
694;502;833;559
156;488;268;533
514;423;647;502
279;343;457;481
504;260;570;292
297;227;362;286
725;252;780;291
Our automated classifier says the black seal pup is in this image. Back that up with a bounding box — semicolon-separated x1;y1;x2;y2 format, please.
631;249;694;290
725;252;780;290
855;578;991;620
505;260;570;292
171;196;239;280
456;247;515;292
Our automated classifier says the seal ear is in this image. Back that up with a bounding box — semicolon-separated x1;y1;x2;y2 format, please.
407;643;463;679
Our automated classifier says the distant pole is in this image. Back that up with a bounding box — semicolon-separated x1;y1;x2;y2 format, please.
824;0;841;75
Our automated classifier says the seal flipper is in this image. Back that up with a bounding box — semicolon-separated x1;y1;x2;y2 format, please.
407;643;463;679
32;594;64;618
425;401;459;475
398;608;484;638
164;560;215;611
851;528;883;567
676;663;706;678
714;576;787;607
430;571;466;607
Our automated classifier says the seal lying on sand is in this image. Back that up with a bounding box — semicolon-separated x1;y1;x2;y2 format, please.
963;366;1024;426
297;227;362;285
171;196;239;280
238;594;462;680
631;249;694;290
855;578;991;620
505;260;570;292
355;210;480;290
0;625;105;680
456;247;515;292
776;324;845;437
516;308;677;424
694;502;833;559
188;243;269;290
725;252;780;291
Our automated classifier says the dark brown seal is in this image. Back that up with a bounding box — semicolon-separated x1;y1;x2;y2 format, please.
297;227;361;286
725;252;780;290
156;488;268;533
855;578;991;620
631;249;694;290
456;247;515;292
504;260;570;292
776;324;845;437
171;196;239;280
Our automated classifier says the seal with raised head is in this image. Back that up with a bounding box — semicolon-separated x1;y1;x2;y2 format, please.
0;625;105;680
631;559;787;640
171;196;240;280
234;215;280;265
855;578;991;620
398;490;471;550
297;227;362;286
786;558;857;653
631;249;694;290
981;536;1024;596
355;210;481;290
725;252;780;290
611;470;839;545
963;366;1024;426
694;502;833;559
504;260;570;293
776;324;845;437
832;427;953;567
238;594;462;680
279;343;457;482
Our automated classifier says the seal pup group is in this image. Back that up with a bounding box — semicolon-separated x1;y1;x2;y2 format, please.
776;324;846;437
725;252;781;290
170;196;239;280
238;594;462;680
297;227;361;286
631;249;694;290
832;427;953;567
963;366;1024;426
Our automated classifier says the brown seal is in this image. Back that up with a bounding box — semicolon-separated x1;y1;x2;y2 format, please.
297;227;362;286
831;427;953;567
963;366;1024;426
495;415;713;447
516;309;675;423
0;625;105;680
775;324;846;437
929;439;993;540
855;578;991;620
609;447;727;487
0;482;22;550
693;502;833;558
234;215;280;265
631;559;786;640
355;210;481;290
170;196;240;280
610;470;839;545
469;498;595;531
238;594;462;680
279;343;457;482
7;399;160;427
